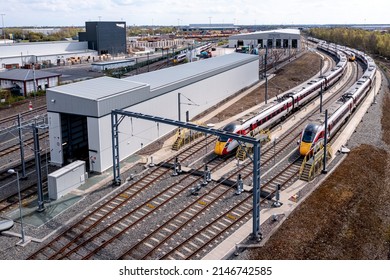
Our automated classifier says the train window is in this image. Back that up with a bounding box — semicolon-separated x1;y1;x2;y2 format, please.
218;135;229;142
302;130;316;142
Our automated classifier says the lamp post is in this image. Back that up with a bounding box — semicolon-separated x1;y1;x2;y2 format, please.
1;14;5;44
7;169;26;244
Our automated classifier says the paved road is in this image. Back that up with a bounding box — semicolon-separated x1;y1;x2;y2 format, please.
41;63;104;83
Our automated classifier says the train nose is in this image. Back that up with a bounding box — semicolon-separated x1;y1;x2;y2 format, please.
299;142;312;156
214;141;226;155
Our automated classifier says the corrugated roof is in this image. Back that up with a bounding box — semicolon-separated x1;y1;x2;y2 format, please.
0;69;61;81
50;76;147;101
124;52;258;91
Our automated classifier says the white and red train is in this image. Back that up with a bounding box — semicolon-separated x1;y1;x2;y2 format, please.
214;41;348;156
299;50;376;155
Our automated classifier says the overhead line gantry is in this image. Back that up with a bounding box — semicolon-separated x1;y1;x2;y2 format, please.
111;109;263;240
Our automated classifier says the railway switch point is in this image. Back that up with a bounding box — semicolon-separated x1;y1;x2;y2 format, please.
177;162;182;173
273;184;282;207
190;183;202;195
149;156;155;167
206;170;212;182
202;165;210;185
172;157;182;176
172;165;178;176
235;174;243;195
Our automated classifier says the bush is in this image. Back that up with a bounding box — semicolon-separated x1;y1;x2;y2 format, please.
0;94;25;108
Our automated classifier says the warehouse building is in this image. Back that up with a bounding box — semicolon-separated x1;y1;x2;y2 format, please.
0;69;61;96
0;41;97;70
46;53;259;173
79;21;127;56
228;28;301;50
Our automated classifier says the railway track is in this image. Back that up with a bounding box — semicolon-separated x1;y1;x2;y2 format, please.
24;46;367;260
0;131;48;158
120;157;302;260
26;137;231;259
0;154;52;215
0;105;47;130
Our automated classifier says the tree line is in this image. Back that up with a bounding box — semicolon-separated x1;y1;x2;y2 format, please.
5;27;82;42
307;28;390;58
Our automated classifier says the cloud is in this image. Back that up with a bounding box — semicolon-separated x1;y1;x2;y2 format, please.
2;0;390;26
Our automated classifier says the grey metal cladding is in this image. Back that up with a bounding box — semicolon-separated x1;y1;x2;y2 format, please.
125;53;258;98
46;53;257;117
46;77;150;118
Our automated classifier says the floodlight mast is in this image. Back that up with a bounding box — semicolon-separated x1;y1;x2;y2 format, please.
111;109;262;241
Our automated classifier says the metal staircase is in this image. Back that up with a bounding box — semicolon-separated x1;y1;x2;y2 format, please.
235;129;271;160
171;123;204;151
299;143;332;181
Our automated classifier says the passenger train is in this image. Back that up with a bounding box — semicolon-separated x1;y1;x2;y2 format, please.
299;48;376;156
214;42;349;156
173;53;187;64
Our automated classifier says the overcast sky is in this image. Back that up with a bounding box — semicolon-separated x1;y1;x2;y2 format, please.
1;0;389;27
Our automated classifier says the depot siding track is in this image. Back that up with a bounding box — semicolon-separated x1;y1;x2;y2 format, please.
27;135;227;260
25;46;367;260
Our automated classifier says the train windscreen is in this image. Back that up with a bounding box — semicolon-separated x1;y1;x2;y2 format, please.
218;123;237;142
302;124;319;143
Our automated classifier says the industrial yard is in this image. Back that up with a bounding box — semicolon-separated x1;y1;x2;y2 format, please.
1;41;389;261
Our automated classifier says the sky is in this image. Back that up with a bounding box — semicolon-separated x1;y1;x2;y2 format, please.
1;0;389;27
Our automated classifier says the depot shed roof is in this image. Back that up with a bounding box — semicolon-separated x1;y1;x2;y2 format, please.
46;76;150;118
46;52;258;118
124;52;258;97
229;28;301;40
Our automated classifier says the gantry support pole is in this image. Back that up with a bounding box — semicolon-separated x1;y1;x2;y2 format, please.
111;109;262;239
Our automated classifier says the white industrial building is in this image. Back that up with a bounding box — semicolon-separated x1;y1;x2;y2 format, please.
0;69;61;96
46;53;259;173
0;41;97;69
228;29;301;50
